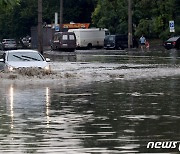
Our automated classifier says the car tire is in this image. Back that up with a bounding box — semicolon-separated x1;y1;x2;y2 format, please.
87;43;92;50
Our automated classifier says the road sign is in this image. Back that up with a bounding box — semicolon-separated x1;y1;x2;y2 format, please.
169;21;175;32
55;26;59;32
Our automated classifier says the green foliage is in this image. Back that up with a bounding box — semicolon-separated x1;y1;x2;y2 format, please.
0;0;37;39
92;0;127;34
0;0;19;11
92;0;179;39
0;0;97;39
135;19;150;37
0;0;179;40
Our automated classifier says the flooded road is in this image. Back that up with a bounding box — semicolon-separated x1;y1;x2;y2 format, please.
0;50;180;153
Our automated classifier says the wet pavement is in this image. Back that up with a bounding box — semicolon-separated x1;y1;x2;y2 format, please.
0;49;180;153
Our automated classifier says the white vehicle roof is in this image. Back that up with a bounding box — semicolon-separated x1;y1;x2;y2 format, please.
3;39;15;41
6;49;38;53
68;28;108;32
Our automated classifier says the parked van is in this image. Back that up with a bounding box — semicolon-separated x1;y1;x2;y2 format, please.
51;32;76;51
68;28;109;49
104;35;138;50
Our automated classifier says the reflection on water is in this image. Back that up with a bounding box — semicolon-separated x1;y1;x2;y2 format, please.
9;85;14;129
0;76;180;153
45;50;180;65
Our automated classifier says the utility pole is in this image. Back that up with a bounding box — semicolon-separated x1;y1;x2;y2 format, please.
59;0;63;32
128;0;133;49
38;0;43;54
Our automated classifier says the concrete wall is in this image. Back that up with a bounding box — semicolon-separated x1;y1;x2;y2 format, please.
31;27;55;49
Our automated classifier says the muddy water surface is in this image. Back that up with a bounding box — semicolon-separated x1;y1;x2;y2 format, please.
0;50;180;153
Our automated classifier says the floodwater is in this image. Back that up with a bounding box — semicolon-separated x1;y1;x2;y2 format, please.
0;49;180;153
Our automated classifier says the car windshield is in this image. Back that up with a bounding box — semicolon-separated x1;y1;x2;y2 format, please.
7;52;44;62
8;41;16;44
105;36;115;41
167;37;179;41
3;39;16;44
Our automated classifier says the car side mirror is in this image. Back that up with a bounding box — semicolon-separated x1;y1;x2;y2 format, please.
46;58;50;62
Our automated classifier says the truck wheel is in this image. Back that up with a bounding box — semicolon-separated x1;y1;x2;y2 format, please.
50;45;53;51
69;48;75;52
115;46;121;50
120;46;124;50
87;43;92;50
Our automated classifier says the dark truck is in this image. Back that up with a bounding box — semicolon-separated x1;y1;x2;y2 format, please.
51;32;76;52
104;34;138;50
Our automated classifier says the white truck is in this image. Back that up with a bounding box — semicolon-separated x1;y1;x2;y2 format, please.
68;28;109;49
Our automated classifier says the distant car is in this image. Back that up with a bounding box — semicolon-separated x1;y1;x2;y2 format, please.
163;36;180;50
21;37;31;48
51;32;76;52
1;39;17;50
0;49;50;72
104;35;138;50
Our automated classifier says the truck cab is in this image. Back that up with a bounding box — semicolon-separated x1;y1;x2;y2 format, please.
104;35;138;50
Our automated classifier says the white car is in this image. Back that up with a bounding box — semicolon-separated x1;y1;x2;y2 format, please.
0;49;50;72
1;39;17;50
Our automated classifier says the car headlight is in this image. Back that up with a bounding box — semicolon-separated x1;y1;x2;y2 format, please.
8;66;14;72
44;65;50;71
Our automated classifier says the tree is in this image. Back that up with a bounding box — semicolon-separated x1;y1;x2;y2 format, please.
0;0;20;39
135;0;176;39
0;0;96;40
0;0;19;9
174;0;180;35
92;0;128;34
92;0;178;39
0;0;178;40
